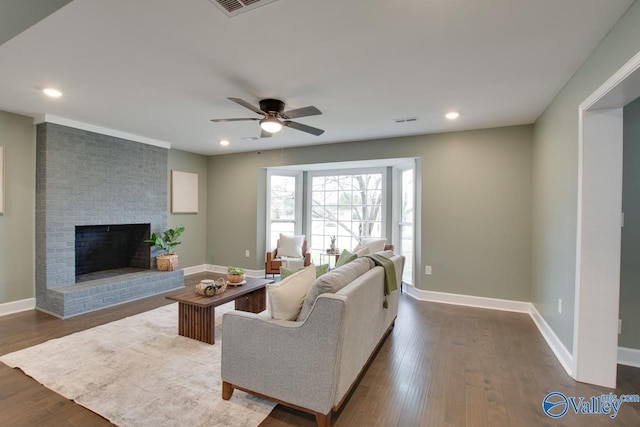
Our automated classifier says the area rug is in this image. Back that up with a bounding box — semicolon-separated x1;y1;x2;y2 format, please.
0;302;275;427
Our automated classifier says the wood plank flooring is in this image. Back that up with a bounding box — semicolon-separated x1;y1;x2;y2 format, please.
1;275;639;426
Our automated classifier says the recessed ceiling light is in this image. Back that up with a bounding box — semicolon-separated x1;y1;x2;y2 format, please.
43;88;62;98
219;139;229;146
445;111;460;120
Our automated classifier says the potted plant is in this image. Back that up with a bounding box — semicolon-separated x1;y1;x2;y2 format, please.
227;266;246;284
145;224;185;271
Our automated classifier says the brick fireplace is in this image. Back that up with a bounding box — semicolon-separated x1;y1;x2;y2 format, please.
35;123;183;318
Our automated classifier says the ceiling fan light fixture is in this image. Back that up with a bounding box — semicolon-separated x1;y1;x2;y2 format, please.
260;117;283;133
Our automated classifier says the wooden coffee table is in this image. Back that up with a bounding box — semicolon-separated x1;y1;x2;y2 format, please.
165;277;273;344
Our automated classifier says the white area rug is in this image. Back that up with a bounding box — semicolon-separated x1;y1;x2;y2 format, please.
0;302;275;427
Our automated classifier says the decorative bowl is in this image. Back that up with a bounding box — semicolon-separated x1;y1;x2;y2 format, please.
196;278;227;297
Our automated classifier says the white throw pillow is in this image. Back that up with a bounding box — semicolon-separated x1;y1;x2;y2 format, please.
277;233;305;258
353;238;386;254
267;263;316;321
354;247;371;257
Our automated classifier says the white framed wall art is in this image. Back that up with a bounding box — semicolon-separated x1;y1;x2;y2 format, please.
171;170;198;213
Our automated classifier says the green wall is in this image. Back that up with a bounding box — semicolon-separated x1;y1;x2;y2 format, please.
531;1;640;350
0;111;35;304
168;149;208;269
208;125;532;302
620;96;640;349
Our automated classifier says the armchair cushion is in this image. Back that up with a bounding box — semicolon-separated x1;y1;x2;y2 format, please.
265;239;311;275
277;233;305;258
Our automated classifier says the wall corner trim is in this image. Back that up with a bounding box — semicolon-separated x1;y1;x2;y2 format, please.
404;285;574;377
618;347;640;368
0;298;36;317
529;304;574;377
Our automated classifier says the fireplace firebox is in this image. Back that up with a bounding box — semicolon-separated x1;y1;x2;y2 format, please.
75;224;150;282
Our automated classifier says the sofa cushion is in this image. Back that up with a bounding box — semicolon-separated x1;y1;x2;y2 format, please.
375;250;394;258
353;238;386;254
277;233;305;258
297;257;374;321
335;249;357;267
267;263;316;321
354;247;371;257
280;264;329;280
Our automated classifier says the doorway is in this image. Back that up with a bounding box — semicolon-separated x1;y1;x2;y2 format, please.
575;50;640;388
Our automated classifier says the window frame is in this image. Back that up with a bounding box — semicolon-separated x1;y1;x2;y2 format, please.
266;170;303;251
393;161;416;286
306;167;387;252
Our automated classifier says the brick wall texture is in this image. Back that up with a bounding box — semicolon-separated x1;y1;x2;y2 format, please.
35;123;182;317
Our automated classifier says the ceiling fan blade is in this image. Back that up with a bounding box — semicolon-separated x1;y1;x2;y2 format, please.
283;120;325;136
260;129;273;138
281;106;322;119
210;118;259;122
228;97;265;115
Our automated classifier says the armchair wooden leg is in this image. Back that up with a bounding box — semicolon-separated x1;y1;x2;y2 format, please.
315;411;331;427
222;381;234;400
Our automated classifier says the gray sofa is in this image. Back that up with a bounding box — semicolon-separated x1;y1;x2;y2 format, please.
221;254;404;427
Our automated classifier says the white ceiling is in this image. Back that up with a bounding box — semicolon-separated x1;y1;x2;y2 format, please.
0;0;634;155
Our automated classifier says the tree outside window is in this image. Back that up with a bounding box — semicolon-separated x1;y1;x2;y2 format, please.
311;172;383;252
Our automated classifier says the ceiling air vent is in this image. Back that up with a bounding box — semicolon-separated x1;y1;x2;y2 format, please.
209;0;279;17
394;117;418;123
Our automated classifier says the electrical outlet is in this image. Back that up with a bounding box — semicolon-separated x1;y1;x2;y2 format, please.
425;266;432;275
558;299;562;314
245;250;250;258
619;319;622;334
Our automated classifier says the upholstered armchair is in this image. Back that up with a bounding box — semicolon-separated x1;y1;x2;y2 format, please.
265;239;312;277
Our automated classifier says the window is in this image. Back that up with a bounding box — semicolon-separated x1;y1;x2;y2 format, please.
397;166;414;284
309;170;385;252
267;172;301;250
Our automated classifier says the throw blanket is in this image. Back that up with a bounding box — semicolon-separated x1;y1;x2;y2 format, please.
365;254;398;308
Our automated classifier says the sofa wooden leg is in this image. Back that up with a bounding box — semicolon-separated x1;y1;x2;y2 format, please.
315;411;331;427
222;381;234;400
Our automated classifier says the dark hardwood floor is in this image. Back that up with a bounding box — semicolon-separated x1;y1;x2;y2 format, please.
1;274;639;426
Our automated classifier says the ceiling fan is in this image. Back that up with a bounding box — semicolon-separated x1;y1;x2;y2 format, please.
211;97;325;137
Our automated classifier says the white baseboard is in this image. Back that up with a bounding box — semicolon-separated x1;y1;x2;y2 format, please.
205;264;265;278
529;304;574;377
618;347;640;368
181;264;207;275
0;298;36;316
404;285;531;313
404;285;574;377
